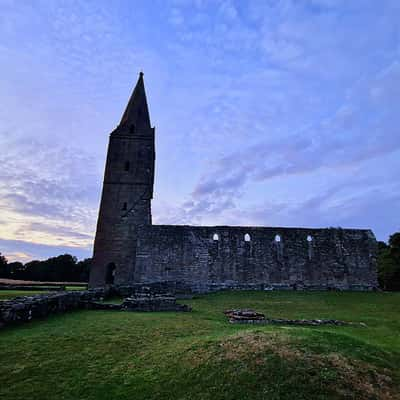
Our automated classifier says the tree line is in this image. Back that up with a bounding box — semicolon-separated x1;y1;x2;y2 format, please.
0;231;399;288
0;254;91;282
377;232;400;291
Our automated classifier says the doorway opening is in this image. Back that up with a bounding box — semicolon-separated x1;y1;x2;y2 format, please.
105;262;116;284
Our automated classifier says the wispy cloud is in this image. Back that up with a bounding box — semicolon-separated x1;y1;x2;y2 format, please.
1;0;399;260
188;60;400;194
0;138;101;259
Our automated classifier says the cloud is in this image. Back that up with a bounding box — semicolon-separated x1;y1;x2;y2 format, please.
154;59;400;241
0;238;91;262
218;0;238;20
1;0;400;260
3;252;32;263
0;138;101;258
191;60;400;198
169;8;185;26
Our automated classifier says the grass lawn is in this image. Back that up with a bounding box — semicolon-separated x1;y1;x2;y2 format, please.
0;291;399;400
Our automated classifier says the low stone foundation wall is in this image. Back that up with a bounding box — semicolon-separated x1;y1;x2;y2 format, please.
224;309;364;327
230;318;353;326
0;288;107;329
112;281;378;295
113;281;194;297
0;285;192;329
122;293;191;312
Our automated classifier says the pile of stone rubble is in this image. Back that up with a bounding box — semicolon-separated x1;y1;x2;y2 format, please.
122;292;191;312
224;309;265;321
84;292;191;312
224;309;357;326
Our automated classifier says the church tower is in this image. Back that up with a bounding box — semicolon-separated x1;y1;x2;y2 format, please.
89;72;155;287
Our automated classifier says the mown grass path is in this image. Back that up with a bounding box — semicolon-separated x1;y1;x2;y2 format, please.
1;291;399;400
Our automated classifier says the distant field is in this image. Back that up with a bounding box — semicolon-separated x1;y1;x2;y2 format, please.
0;290;49;300
0;278;87;299
0;287;86;300
0;278;87;286
0;291;399;400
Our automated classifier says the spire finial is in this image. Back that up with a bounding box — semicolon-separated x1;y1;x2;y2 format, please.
119;71;151;129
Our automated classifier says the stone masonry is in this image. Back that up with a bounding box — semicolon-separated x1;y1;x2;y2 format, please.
89;73;378;292
0;289;106;329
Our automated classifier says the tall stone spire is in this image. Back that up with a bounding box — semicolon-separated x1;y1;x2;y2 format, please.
119;72;151;131
90;71;155;288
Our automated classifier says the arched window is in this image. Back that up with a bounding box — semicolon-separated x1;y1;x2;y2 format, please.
275;234;281;242
105;263;116;284
122;202;127;211
213;233;219;241
307;235;313;242
244;233;251;242
124;161;130;171
129;124;135;134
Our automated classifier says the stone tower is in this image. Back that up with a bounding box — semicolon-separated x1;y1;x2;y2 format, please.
89;72;155;287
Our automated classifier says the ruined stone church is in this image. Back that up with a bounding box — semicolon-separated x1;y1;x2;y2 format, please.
89;73;378;291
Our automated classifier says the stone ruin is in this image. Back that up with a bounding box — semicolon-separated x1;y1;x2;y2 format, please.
224;309;266;321
0;289;106;329
85;287;192;313
89;73;378;293
0;285;191;329
122;292;191;312
224;309;360;327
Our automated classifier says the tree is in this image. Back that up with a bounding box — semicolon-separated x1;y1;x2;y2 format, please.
389;232;400;249
377;232;400;291
76;258;92;282
0;252;8;278
23;254;79;282
1;253;90;282
7;262;25;280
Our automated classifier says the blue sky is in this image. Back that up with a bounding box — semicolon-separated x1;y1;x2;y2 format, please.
0;0;399;262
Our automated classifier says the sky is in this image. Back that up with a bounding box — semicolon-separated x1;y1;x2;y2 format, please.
0;0;399;262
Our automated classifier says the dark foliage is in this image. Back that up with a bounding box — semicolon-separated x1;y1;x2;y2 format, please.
0;252;8;277
377;232;400;291
0;252;7;267
0;254;91;282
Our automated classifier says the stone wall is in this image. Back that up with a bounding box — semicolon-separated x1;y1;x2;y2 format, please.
130;225;378;292
0;289;107;329
0;286;193;329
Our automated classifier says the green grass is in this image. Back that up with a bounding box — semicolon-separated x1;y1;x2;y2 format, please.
0;286;87;300
0;291;399;400
65;285;87;291
0;290;48;299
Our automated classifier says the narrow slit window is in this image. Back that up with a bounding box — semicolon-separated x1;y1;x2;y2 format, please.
275;234;281;242
122;202;127;211
124;161;130;171
213;233;219;241
244;233;251;242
